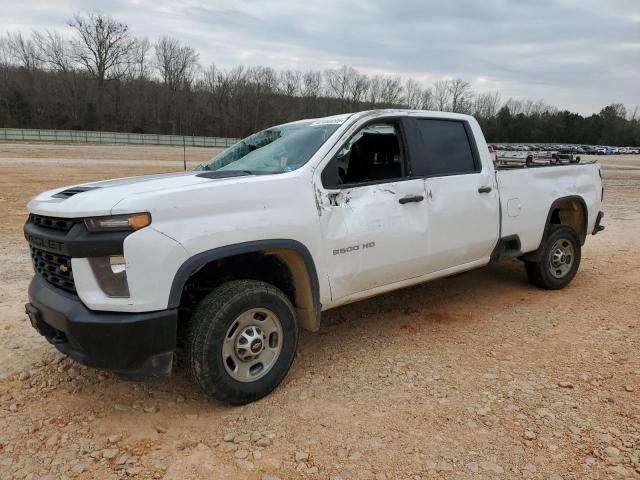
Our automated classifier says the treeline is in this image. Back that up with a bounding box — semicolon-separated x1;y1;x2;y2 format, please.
1;11;639;146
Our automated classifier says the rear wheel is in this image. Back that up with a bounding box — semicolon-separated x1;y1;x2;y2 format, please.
525;225;581;289
186;280;298;404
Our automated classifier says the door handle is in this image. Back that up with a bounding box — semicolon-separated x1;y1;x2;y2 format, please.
478;186;492;194
399;194;425;204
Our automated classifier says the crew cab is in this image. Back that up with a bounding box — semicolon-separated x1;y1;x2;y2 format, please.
24;110;605;404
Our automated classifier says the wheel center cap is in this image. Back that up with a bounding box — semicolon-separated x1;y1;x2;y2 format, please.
250;339;263;354
234;326;265;360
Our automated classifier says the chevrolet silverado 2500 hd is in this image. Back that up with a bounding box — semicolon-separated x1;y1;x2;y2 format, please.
24;110;605;404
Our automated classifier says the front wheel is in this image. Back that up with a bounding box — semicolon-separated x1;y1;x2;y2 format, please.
186;280;298;404
525;225;581;289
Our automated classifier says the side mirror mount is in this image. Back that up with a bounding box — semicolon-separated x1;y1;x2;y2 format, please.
321;157;343;189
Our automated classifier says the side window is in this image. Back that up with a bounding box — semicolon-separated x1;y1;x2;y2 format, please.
321;123;406;188
411;119;478;177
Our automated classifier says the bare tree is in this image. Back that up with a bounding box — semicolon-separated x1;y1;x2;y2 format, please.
0;36;12;88
248;66;278;93
0;36;11;68
130;37;151;80
530;99;555;115
301;70;322;98
325;65;356;101
368;75;383;104
154;36;199;91
279;70;301;97
473;91;501;118
600;103;627;119
201;64;217;93
433;80;451;111
33;30;72;72
379;76;403;105
68;12;134;86
404;78;423;109
348;72;369;103
420;87;435;110
153;36;199;134
6;32;41;70
223;66;248;98
448;78;473;113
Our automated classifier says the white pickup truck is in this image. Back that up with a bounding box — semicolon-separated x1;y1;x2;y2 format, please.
24;110;604;404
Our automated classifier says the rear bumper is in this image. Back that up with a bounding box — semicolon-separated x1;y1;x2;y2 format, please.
26;275;177;381
593;211;605;234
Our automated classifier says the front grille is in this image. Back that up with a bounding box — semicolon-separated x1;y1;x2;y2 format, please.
29;214;78;232
30;246;76;293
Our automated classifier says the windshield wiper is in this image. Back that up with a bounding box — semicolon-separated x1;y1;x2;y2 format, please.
195;170;255;179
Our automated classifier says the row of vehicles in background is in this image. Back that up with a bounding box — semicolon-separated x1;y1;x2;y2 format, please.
491;144;640;155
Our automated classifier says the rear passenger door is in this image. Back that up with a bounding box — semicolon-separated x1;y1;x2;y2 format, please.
405;117;499;272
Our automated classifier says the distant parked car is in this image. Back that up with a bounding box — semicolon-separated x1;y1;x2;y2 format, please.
582;146;598;155
595;146;609;155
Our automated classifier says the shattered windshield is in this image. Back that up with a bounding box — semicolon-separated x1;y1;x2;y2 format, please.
196;118;345;174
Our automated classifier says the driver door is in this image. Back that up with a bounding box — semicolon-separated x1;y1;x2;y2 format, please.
315;120;430;302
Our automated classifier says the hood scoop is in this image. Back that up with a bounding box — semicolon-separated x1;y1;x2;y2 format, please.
52;186;100;199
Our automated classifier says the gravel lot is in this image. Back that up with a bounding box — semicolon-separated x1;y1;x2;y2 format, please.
0;145;638;480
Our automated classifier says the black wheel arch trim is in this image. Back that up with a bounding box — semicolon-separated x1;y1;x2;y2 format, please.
167;239;322;324
523;195;588;262
541;195;588;241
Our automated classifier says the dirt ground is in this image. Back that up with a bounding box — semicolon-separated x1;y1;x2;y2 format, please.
0;144;638;480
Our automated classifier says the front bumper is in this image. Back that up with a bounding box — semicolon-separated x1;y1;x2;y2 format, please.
26;274;177;381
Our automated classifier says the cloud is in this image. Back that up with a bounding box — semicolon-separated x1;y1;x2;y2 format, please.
2;0;639;114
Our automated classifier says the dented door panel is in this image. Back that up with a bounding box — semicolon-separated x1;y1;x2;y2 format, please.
317;179;428;301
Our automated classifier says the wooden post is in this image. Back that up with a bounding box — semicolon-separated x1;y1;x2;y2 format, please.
183;136;187;171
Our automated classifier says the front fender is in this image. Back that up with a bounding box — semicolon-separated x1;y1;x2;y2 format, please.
167;239;322;331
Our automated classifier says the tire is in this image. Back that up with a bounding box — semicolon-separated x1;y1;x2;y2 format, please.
525;225;581;290
186;280;298;404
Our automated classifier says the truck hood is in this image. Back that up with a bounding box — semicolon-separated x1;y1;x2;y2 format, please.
27;170;247;217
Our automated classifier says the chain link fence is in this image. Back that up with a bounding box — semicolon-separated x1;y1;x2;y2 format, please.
0;128;239;147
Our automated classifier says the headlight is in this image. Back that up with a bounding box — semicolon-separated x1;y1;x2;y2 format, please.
85;213;151;232
88;255;130;297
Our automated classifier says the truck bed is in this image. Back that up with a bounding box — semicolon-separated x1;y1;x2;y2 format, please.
496;161;601;253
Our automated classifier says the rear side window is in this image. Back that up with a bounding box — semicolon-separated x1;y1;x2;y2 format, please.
411;119;478;176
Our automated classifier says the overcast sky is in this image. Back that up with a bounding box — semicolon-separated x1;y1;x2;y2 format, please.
3;0;639;114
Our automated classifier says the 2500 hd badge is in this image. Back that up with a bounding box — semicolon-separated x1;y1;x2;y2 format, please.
333;242;376;255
